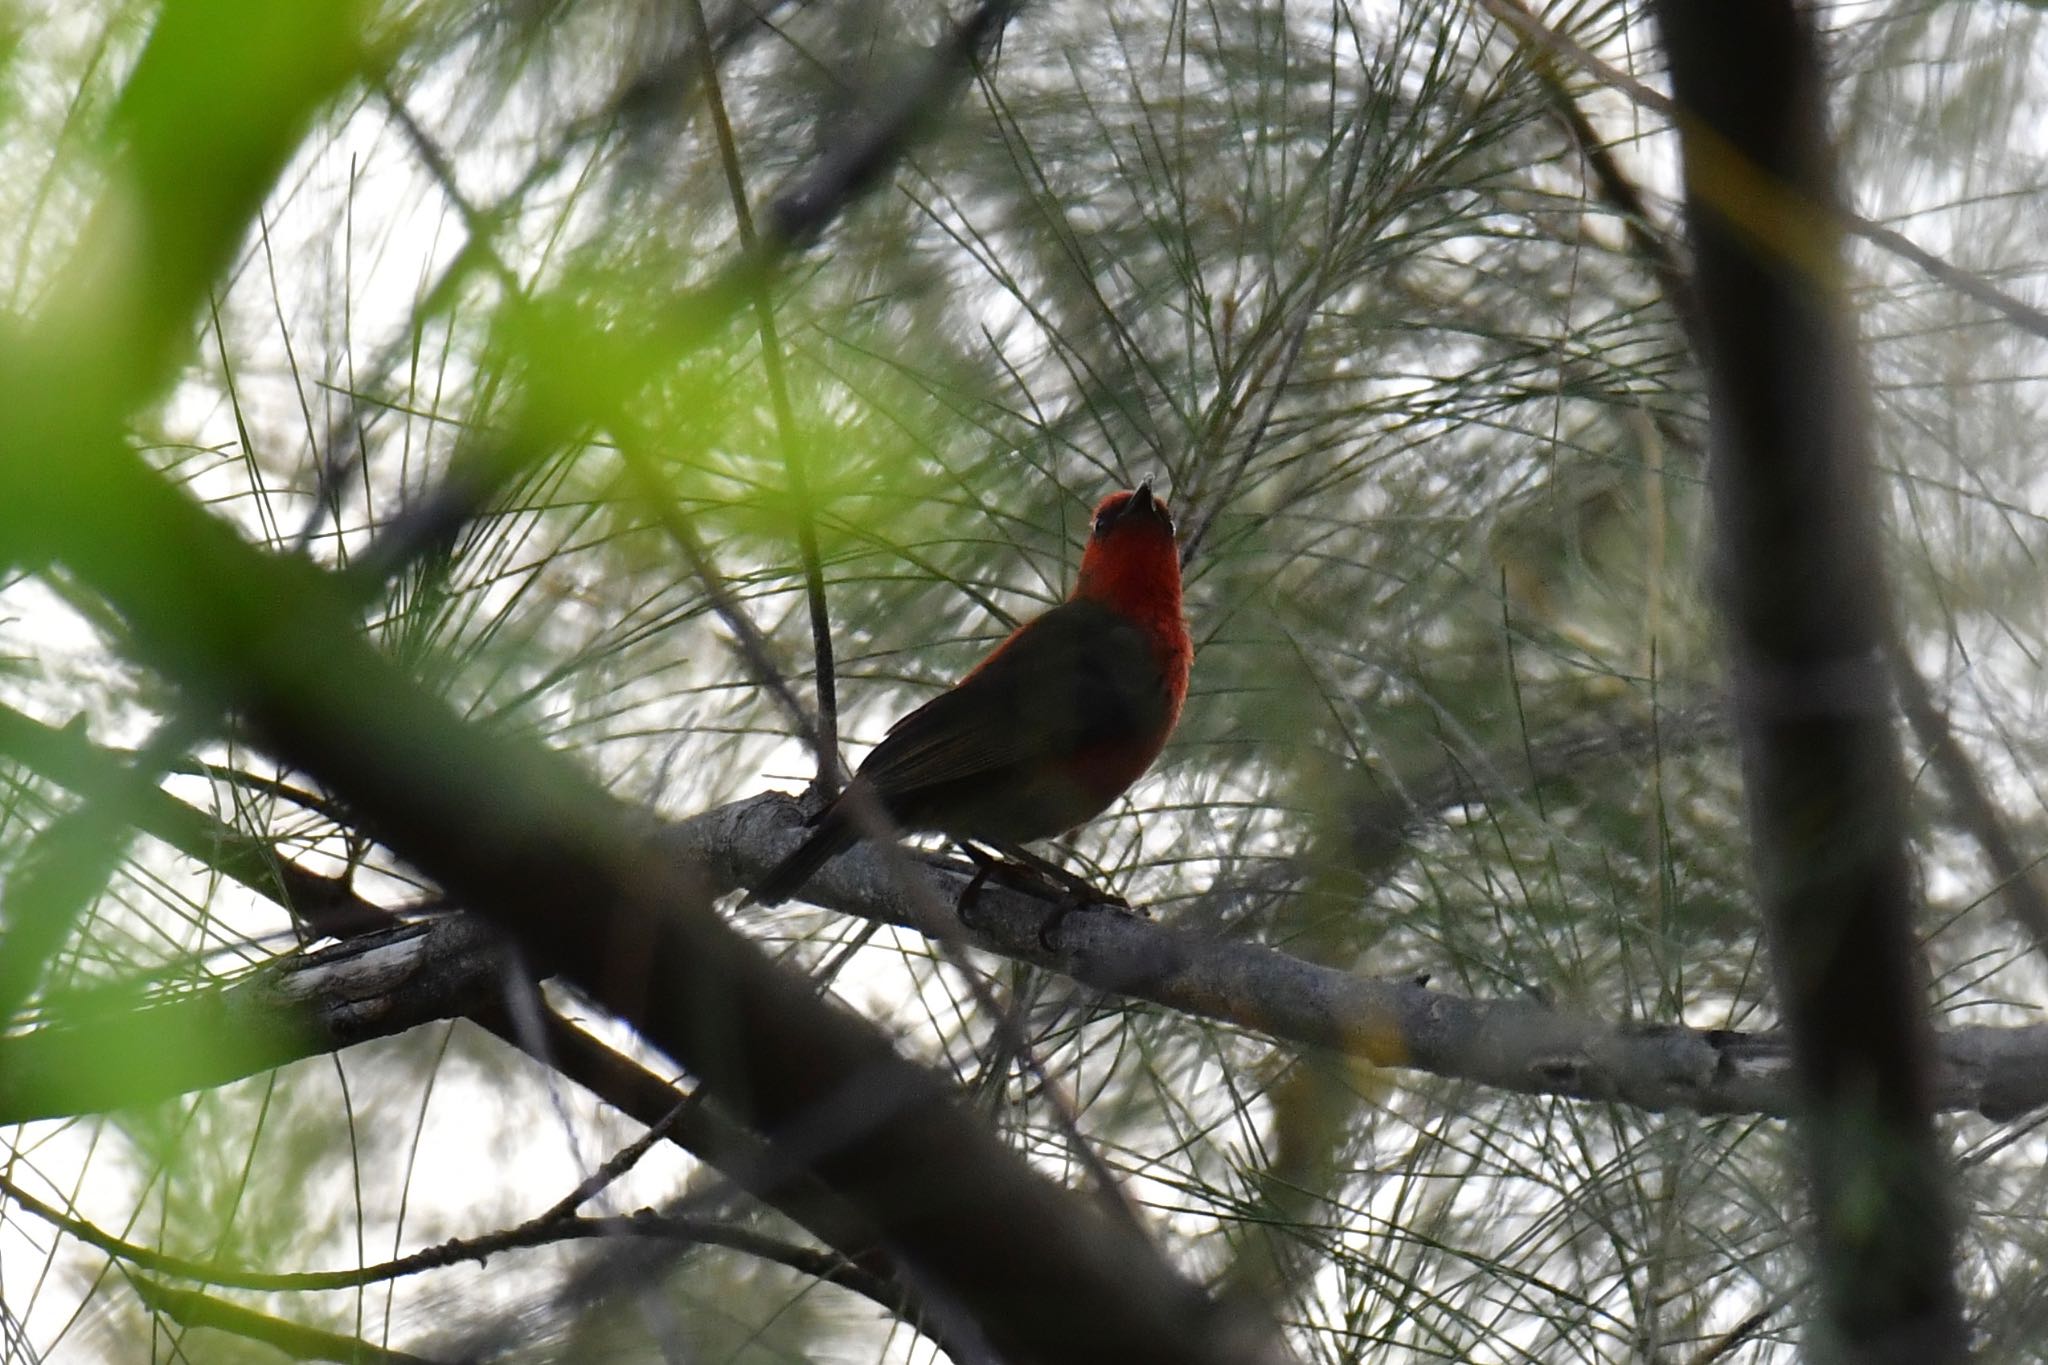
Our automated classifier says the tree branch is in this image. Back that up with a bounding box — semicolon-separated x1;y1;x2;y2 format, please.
471;1005;982;1361
688;793;2048;1120
13;792;2047;1136
1651;1;1966;1356
0;917;506;1124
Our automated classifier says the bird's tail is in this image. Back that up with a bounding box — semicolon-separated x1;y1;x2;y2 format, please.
748;810;857;906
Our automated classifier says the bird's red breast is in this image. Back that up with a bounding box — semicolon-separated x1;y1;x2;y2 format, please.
1070;484;1191;721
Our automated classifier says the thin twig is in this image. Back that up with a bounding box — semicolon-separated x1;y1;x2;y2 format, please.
1178;98;1374;566
1889;634;2048;958
536;1094;700;1224
1497;0;1698;339
681;0;843;792
130;1276;439;1365
476;1005;947;1343
615;433;826;757
1684;1292;1792;1365
365;82;831;762
294;77;526;554
298;4;810;554
1;1170;904;1310
352;0;1029;603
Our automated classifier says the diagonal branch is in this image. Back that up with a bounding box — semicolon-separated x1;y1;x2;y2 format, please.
0;701;392;939
467;1004;980;1360
15;432;1287;1365
1890;638;2048;958
353;0;1028;587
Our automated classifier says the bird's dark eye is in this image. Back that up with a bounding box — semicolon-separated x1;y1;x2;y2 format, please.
1094;506;1117;535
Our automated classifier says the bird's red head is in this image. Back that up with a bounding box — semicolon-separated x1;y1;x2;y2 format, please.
1073;481;1183;624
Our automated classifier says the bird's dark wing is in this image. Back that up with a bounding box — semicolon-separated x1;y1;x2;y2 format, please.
856;598;1167;800
751;599;1172;899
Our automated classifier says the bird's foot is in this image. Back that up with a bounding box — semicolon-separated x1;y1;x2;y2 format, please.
954;859;995;929
1035;893;1087;952
950;842;1135;951
1028;871;1122;951
953;844;1063;927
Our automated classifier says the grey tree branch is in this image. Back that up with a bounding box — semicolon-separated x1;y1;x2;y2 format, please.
0;917;508;1125
0;685;2035;1136
688;793;2048;1121
12;794;2048;1136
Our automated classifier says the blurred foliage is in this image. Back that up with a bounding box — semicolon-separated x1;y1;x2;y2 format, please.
0;0;2043;1360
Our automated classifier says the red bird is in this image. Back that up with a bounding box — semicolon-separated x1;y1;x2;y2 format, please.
751;481;1191;907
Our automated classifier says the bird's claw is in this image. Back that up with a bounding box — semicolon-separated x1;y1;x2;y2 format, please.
1038;900;1077;952
955;862;993;929
1036;881;1134;951
947;843;1135;949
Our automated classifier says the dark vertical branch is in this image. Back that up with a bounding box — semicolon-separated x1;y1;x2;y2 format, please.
1649;3;1967;1360
1488;0;2048;968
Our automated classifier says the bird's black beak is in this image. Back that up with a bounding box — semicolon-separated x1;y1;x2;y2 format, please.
1095;479;1172;539
1130;479;1176;533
